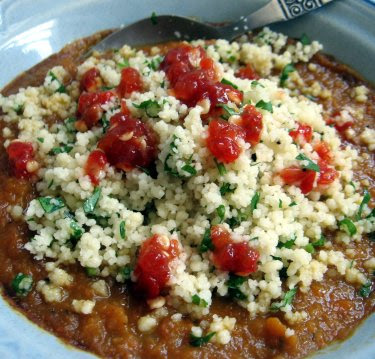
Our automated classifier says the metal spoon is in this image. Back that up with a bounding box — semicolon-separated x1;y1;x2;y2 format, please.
90;0;333;53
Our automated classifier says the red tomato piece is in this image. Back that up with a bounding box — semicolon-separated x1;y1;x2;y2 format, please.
236;64;260;80
206;119;245;163
161;45;242;109
280;167;317;194
314;142;333;163
236;104;263;146
80;68;103;92
76;104;103;132
134;234;179;299
210;225;259;276
6;141;36;179
77;90;114;115
85;149;108;185
289;123;313;144
117;67;143;98
317;160;338;185
98;112;158;171
326;117;353;134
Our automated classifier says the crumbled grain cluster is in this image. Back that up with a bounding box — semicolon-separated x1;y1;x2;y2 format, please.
1;27;374;344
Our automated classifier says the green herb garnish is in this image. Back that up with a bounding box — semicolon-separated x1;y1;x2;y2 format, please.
296;153;320;172
38;197;65;213
119;265;132;280
133;100;161;118
289;201;297;207
83;187;101;214
250;192;260;214
220;183;237;196
304;243;315;253
49;144;73;155
357;189;371;220
117;58;130;69
11;273;33;296
251;80;264;88
255;100;273;113
279;63;296;87
119;220;126;239
359;281;372;298
278;199;283;208
270;287;297;311
199;228;214;253
85;267;99;277
277;235;296;249
338;218;357;236
221;78;238;89
14;104;24;115
217;104;238;120
181;155;197;176
189;332;216;347
192;294;208;307
214;158;227;176
49;71;66;93
70;221;83;240
64;117;76;133
227;274;247;300
216;205;225;223
37;137;44;143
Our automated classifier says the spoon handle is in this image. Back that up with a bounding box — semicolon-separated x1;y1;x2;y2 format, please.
219;0;334;41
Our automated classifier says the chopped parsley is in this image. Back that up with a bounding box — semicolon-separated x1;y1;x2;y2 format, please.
221;78;238;89
13;104;24;115
133;100;161;118
49;71;66;93
199;228;214;253
150;11;158;25
83;187;101;214
227;274;247;300
11;273;33;296
214;158;227;176
37;137;44;143
289;201;297;207
119;265;132;280
296;153;320;172
250;192;260;214
49;144;73;155
216;205;225;223
38;197;65;213
85;267;99;277
277;235;296;249
181;155;197;176
117;58;130;69
359;281;372;298
217;104;239;120
189;332;216;347
255;100;273;113
192;294;208;307
279;63;295;87
251;80;264;88
338;218;357;236
119;220;126;239
278;199;283;208
100;115;110;133
164;136;196;178
304;243;315;253
270;287;297;311
357;189;371;220
148;56;163;71
312;235;326;247
300;33;311;45
70;221;83;240
64;117;77;133
220;182;237;196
